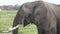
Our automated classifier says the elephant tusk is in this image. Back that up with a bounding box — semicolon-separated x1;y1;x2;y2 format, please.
0;24;19;33
9;24;19;31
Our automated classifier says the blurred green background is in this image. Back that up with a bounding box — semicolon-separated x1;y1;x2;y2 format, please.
0;10;38;34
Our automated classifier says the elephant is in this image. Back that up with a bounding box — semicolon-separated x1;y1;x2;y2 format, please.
12;1;60;34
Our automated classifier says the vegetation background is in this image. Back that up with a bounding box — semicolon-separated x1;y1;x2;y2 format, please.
0;10;38;34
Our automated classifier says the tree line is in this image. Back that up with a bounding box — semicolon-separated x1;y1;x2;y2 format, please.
0;4;20;10
0;4;60;10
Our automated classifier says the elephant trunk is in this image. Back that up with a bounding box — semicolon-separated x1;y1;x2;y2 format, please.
12;11;24;34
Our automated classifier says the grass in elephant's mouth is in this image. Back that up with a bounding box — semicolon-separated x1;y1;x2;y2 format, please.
0;10;37;34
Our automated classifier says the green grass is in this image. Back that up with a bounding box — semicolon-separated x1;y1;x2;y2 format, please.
0;10;38;34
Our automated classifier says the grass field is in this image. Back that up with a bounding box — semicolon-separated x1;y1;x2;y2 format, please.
0;10;38;34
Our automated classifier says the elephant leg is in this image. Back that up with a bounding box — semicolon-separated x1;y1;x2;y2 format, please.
37;26;45;34
37;26;53;34
37;28;44;34
37;26;51;34
44;24;57;34
44;26;52;34
57;18;60;34
51;27;57;34
45;30;51;34
45;27;57;34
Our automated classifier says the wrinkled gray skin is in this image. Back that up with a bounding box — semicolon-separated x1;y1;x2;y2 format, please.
12;1;60;34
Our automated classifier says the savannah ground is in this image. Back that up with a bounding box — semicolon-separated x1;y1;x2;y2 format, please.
0;10;37;34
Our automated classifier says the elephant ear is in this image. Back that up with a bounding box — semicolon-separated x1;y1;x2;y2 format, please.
22;2;36;27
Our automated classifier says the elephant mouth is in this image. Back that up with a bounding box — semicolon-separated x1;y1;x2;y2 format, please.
0;24;19;33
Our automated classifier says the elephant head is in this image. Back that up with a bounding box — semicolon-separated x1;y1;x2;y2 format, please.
11;1;38;34
12;2;35;34
12;1;58;34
